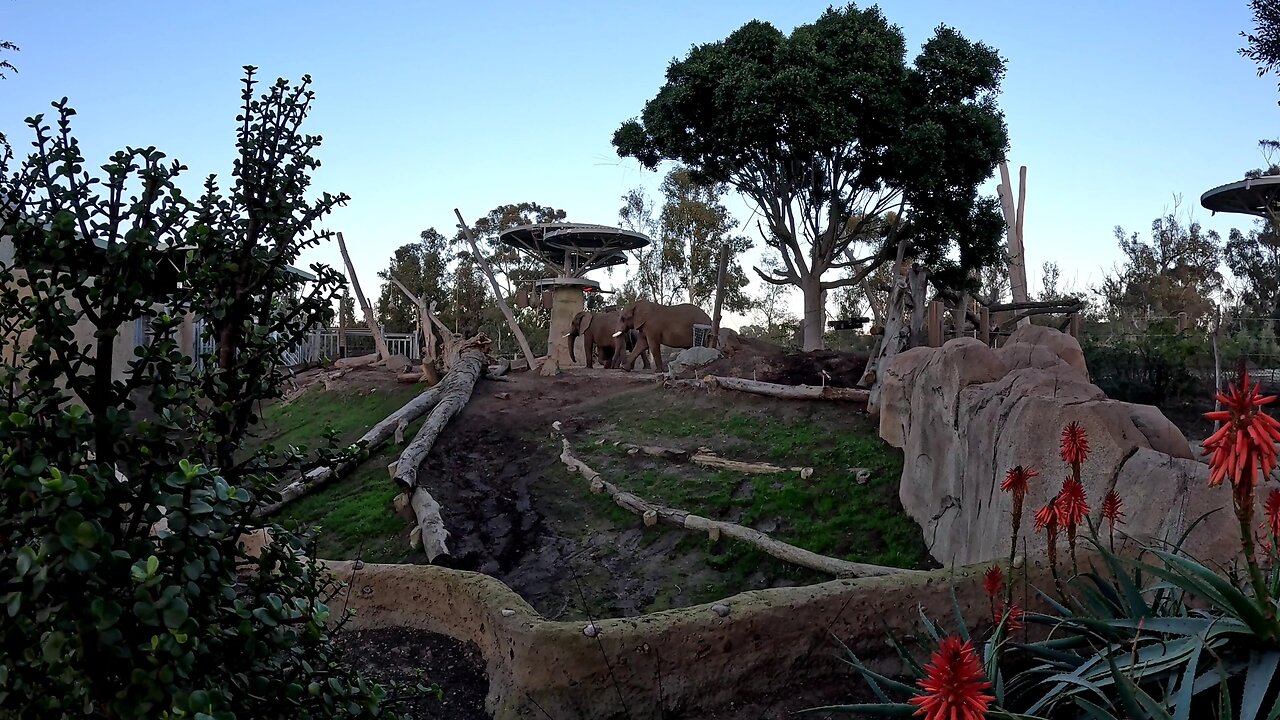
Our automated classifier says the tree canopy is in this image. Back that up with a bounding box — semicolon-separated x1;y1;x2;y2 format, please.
375;228;451;332
613;3;1009;349
1099;212;1222;321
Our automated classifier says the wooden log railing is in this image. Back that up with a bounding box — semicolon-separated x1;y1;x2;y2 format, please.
923;299;1088;349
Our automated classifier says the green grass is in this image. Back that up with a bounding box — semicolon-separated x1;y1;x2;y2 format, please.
251;382;426;453
579;389;931;571
253;381;427;564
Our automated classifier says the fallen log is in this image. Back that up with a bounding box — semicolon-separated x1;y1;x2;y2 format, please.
392;348;488;561
701;375;869;402
622;443;690;461
691;449;814;479
553;422;914;578
256;382;447;516
334;353;378;370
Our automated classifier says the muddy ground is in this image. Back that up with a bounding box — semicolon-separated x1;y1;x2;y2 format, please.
338;629;489;720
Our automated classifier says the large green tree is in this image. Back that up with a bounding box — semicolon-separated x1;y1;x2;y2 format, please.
613;4;1009;349
1100;212;1222;321
656;168;753;312
375;227;450;332
454;202;567;300
615;186;670;305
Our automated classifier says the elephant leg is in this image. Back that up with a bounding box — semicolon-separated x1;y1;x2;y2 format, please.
626;333;650;371
648;331;665;373
585;337;594;369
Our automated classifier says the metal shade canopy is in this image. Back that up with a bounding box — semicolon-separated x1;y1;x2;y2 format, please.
1201;176;1280;217
500;223;649;276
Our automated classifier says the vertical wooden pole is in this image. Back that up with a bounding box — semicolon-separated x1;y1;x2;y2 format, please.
337;232;391;361
978;306;991;347
927;301;943;348
710;242;730;348
453;209;537;371
1069;312;1083;341
997;162;1031;327
338;289;348;358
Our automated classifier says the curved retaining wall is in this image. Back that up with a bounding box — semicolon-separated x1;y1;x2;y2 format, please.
325;559;1045;719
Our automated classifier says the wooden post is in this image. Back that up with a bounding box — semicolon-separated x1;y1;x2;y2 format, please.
453;209;537;372
1069;312;1083;340
710;242;730;348
927;301;944;348
978;305;991;347
338;289;348;358
1177;312;1189;334
337;232;392;361
997;162;1031;328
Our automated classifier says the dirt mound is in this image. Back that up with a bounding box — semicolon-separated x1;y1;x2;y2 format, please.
698;334;869;388
758;349;869;387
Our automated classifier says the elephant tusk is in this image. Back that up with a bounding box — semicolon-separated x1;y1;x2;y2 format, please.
612;331;623;337
563;333;573;338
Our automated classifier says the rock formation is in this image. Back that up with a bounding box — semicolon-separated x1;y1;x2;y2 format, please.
878;324;1244;567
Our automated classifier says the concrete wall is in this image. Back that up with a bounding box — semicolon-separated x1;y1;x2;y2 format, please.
325;559;1048;719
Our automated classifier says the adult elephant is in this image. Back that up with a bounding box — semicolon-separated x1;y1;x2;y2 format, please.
566;310;650;369
616;300;711;373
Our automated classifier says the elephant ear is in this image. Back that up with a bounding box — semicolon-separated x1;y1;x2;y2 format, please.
579;312;593;333
633;303;651;330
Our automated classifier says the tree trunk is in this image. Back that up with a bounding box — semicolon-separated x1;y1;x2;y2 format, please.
710;242;730;348
907;266;929;348
453;209;537;371
801;276;825;351
337;232;392;362
257;382;447;516
859;238;910;391
392;348;487;561
997;162;1030;328
953;290;970;338
553;423;915;578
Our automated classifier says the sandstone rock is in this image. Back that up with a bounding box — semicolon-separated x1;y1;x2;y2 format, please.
884;328;1236;567
386;354;412;373
668;346;723;375
1006;323;1088;376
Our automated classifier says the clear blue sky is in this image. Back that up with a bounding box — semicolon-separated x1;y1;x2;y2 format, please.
2;0;1277;322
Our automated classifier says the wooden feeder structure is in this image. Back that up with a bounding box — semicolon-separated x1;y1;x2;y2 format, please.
499;223;650;368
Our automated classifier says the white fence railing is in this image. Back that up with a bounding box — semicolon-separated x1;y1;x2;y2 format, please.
187;320;419;370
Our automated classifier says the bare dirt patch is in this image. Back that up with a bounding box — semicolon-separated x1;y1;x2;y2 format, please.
338;628;489;720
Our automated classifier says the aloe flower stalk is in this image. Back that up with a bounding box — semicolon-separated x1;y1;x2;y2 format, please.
1202;365;1280;621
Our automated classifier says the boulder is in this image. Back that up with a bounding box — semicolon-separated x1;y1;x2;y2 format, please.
883;328;1238;567
668;346;723;375
385;354;412;373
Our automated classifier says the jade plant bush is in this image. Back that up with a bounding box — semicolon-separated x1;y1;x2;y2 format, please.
822;367;1280;719
0;69;394;718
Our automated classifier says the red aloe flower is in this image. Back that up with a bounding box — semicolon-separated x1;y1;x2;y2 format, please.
1034;500;1058;532
1001;465;1038;501
1101;489;1125;529
1056;477;1089;529
1267;490;1280;540
909;636;994;720
1061;421;1090;466
993;602;1024;633
1202;368;1280;489
982;565;1004;599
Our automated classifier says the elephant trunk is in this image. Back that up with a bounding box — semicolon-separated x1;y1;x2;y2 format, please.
567;329;578;364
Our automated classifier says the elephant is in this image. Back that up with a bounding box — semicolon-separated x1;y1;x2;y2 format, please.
616;300;713;373
566;310;650;369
